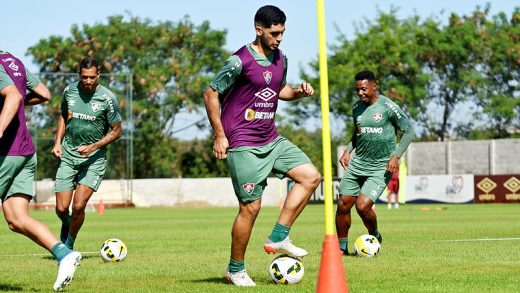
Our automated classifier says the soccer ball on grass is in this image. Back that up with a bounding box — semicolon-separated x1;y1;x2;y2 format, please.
354;234;381;257
269;254;304;284
100;238;128;262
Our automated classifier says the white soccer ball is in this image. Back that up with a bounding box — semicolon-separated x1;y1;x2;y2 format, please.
354;234;381;257
269;254;304;284
100;238;128;262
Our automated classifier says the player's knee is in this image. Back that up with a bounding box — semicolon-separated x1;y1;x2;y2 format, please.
310;169;321;189
336;196;354;214
241;200;261;216
71;202;88;214
6;218;23;233
355;202;372;216
55;205;69;216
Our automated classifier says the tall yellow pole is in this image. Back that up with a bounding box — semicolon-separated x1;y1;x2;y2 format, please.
316;0;334;235
316;1;349;291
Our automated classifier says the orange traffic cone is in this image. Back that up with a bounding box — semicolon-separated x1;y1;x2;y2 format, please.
316;234;349;293
97;199;105;215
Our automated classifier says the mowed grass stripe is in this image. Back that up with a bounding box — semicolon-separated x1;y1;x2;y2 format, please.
0;204;518;292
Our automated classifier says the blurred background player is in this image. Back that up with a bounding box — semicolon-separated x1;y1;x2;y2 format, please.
387;167;400;209
204;5;320;286
336;70;414;255
51;57;122;250
0;50;81;291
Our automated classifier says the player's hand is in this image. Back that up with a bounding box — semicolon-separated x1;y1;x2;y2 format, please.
386;156;400;173
339;151;350;169
76;145;95;158
213;136;229;160
51;144;62;158
297;82;314;97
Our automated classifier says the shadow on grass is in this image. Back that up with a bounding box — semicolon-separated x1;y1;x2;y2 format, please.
42;254;98;261
190;277;229;285
0;284;24;291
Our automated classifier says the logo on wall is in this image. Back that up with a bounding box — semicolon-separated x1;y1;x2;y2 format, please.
263;70;272;84
504;177;520;201
476;177;497;194
504;177;520;193
446;175;464;195
243;183;255;195
415;176;428;192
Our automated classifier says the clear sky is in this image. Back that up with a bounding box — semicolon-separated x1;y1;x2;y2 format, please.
2;0;517;138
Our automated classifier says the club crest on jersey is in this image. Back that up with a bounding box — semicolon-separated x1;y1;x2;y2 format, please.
242;183;255;195
263;70;272;84
91;102;101;112
373;112;383;122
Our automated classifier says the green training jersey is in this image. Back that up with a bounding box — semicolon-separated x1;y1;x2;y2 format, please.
349;95;413;172
61;81;121;158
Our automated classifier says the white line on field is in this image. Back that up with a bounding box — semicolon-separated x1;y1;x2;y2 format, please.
0;251;99;257
432;238;520;242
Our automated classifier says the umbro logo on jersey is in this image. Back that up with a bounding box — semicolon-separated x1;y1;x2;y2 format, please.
91;102;101;112
263;70;272;84
373;112;382;122
254;87;277;102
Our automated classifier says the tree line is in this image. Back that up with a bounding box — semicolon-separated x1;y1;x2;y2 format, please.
26;6;519;179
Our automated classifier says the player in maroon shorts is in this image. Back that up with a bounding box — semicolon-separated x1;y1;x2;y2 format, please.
387;168;399;209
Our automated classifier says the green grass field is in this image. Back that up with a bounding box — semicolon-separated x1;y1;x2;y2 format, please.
0;204;519;292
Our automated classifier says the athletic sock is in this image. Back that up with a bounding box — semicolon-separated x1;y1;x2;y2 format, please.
338;237;348;252
65;235;76;250
50;242;73;262
269;222;291;243
228;258;245;273
372;230;383;243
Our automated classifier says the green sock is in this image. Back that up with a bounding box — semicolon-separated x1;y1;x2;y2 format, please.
339;238;348;251
65;235;76;250
50;243;72;262
269;222;291;243
228;258;245;273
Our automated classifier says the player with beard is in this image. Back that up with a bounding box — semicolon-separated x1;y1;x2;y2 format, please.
52;57;122;251
204;5;321;286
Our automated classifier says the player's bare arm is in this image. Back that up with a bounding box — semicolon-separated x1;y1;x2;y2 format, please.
204;86;228;160
76;122;122;158
51;114;67;158
25;82;51;106
0;84;23;138
278;82;314;101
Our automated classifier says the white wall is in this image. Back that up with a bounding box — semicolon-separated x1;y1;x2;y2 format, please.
34;177;288;208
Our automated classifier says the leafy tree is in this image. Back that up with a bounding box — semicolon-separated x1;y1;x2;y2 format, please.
472;8;520;137
299;5;519;141
27;14;228;178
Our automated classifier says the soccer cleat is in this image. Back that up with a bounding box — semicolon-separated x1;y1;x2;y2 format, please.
53;251;82;292
341;249;349;256
225;270;256;287
264;236;308;257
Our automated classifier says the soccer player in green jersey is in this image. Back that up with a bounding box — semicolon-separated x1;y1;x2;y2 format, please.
336;70;414;255
51;57;122;250
1;50;82;291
